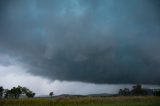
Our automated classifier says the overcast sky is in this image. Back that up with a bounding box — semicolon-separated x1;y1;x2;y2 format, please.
0;0;160;96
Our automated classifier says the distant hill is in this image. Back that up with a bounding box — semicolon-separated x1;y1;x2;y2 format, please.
87;93;117;97
36;93;117;98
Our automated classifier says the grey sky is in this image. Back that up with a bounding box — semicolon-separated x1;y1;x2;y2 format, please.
0;0;160;94
0;59;159;95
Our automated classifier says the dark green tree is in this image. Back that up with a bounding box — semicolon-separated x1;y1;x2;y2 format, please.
4;89;12;98
119;89;124;96
3;86;35;99
10;86;23;99
0;86;4;99
119;88;130;96
21;87;35;98
49;92;54;98
154;90;160;96
26;91;35;98
131;84;147;96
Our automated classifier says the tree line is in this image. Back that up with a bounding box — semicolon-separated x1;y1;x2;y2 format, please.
1;84;159;99
0;85;35;99
119;84;160;96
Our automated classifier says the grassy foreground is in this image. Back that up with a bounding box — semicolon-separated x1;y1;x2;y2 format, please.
0;96;160;106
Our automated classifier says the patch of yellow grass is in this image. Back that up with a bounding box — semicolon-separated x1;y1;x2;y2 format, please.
0;96;160;106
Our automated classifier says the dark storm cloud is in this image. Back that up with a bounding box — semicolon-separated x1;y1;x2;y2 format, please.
0;0;160;84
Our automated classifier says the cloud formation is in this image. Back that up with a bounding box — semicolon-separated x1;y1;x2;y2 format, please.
0;0;160;84
1;62;160;95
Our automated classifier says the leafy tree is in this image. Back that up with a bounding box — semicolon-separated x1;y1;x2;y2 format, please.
1;86;35;99
49;92;54;98
154;90;160;96
10;86;23;99
26;91;35;98
123;88;130;96
4;89;12;99
119;89;123;96
0;86;4;99
131;84;147;96
21;87;35;98
21;87;28;94
4;86;35;99
119;88;130;96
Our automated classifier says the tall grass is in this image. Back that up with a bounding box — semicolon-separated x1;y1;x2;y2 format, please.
0;96;160;106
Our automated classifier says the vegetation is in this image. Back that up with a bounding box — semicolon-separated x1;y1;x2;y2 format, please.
119;84;160;96
49;92;54;98
0;86;4;99
0;86;35;99
0;84;160;106
0;96;160;106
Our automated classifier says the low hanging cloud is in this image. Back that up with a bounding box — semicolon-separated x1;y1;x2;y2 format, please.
0;0;160;84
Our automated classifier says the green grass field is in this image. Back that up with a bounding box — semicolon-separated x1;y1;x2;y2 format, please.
0;96;160;106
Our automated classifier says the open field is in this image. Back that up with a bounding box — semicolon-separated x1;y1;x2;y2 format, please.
0;96;160;106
